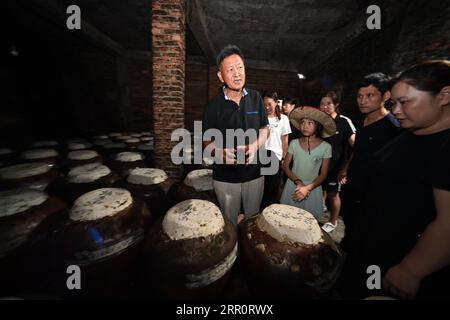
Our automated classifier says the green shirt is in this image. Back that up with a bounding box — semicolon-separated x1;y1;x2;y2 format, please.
288;139;332;183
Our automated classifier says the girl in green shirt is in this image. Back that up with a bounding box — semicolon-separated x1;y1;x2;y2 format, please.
280;107;336;220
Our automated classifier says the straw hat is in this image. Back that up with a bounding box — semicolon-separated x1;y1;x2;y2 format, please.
289;106;336;138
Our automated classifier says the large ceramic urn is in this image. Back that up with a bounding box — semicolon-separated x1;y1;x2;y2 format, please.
65;150;103;171
19;148;60;165
109;152;146;177
173;169;217;205
0;188;66;295
92;137;112;147
100;142;128;159
29;140;62;154
136;142;154;167
67;141;93;151
52;163;121;204
123;168;173;219
240;204;343;298
144;199;237;299
124;138;141;150
50;188;151;297
0;162;59;192
0;148;15;168
30;140;59;149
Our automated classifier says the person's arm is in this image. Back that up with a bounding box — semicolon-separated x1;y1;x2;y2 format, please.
281;134;289;161
282;152;302;185
243;92;270;164
383;188;450;299
203;140;236;165
202;103;237;164
281;116;292;161
243;126;269;164
340;117;356;179
282;152;308;201
294;158;330;200
338;152;353;184
257;126;270;148
348;133;356;147
337;136;355;184
345;116;357;147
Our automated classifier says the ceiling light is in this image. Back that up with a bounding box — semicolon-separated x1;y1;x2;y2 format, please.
9;46;19;57
297;73;305;80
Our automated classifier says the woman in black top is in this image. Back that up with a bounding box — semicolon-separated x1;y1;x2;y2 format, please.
345;60;450;299
319;91;356;232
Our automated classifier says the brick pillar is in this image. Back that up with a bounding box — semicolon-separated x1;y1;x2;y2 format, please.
152;0;186;180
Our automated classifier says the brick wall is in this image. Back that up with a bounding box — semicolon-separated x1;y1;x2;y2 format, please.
152;0;186;179
185;61;208;131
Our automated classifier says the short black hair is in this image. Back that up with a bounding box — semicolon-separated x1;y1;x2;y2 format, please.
357;72;391;94
322;90;341;105
216;45;244;69
283;97;296;106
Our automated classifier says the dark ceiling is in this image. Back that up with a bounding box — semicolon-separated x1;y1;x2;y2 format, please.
188;0;378;71
12;0;399;72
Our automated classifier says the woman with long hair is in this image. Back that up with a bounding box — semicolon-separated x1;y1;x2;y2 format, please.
261;91;291;208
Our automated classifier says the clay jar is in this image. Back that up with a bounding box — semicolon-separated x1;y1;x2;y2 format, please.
136;143;154;167
64;150;103;172
240;204;343;298
0;162;60;192
51;163;121;205
49;188;151;297
109;152;146;178
0;188;66;295
0;148;15;168
19;148;60;165
100;142;128;159
29;140;62;154
123;168;173;219
124;138;141;150
144;199;237;299
173;169;217;205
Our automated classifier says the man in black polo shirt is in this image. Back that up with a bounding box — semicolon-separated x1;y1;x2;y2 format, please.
339;73;400;252
202;45;269;226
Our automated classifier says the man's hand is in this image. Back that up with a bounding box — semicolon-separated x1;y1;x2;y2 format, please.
206;142;236;165
245;143;258;165
236;143;258;165
383;263;421;300
222;147;237;165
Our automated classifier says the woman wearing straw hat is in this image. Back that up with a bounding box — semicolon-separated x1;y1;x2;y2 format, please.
280;106;336;220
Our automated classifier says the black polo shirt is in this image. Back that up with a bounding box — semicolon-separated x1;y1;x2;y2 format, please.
202;88;268;183
347;112;400;196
